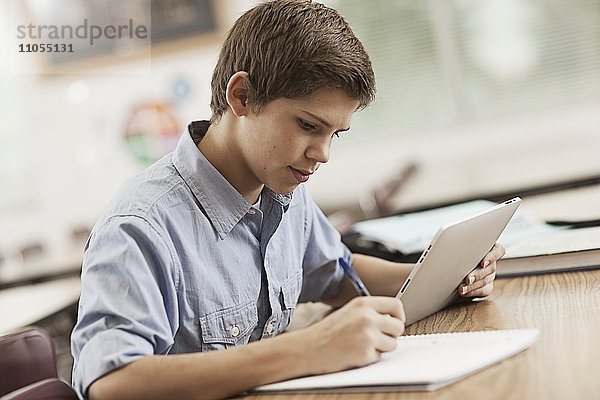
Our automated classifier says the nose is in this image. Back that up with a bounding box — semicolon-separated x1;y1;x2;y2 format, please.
305;136;331;164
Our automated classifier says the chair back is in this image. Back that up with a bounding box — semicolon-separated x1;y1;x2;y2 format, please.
0;327;58;397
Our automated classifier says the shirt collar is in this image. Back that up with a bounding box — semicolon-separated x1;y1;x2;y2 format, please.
172;121;292;239
263;187;292;208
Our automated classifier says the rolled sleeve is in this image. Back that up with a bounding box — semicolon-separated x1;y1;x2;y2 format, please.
71;215;179;398
298;192;348;303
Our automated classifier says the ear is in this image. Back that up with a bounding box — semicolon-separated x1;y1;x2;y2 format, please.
226;71;250;117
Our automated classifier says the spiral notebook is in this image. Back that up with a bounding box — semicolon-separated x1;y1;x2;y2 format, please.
252;328;539;393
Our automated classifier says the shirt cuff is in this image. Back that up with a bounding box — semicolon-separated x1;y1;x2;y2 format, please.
72;329;153;399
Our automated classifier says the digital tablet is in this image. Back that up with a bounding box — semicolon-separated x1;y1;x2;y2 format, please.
396;197;521;326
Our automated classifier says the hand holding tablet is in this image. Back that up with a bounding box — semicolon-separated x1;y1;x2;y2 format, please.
396;198;521;326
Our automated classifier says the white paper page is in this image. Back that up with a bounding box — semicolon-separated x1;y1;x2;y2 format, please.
254;328;539;393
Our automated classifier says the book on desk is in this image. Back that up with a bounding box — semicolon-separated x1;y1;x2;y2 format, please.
346;200;600;277
496;226;600;277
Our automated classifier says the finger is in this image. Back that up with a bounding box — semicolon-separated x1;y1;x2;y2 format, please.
466;243;503;287
465;260;497;285
460;266;495;296
481;243;506;267
471;269;496;291
463;281;494;297
373;329;399;353
354;296;406;322
378;313;405;337
459;271;496;297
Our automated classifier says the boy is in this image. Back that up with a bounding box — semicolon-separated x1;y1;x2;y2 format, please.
71;1;504;399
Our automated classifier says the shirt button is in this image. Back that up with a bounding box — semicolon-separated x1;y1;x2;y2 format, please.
248;208;256;215
231;325;240;337
266;321;274;334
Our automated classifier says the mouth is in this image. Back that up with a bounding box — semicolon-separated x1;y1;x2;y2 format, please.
289;167;314;183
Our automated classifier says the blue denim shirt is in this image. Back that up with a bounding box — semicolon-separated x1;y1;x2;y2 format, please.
71;121;348;398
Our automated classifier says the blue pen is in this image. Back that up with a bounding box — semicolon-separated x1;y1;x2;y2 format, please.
338;257;371;296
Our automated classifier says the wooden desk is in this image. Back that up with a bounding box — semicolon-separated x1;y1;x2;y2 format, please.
247;270;600;399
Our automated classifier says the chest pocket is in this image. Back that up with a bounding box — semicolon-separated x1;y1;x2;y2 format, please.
199;300;258;352
279;272;303;331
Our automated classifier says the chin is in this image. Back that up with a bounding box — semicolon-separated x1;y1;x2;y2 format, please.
266;182;299;195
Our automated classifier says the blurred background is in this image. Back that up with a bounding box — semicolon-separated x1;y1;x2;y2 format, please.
0;0;599;382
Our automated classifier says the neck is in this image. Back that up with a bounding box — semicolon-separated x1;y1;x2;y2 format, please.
198;114;263;203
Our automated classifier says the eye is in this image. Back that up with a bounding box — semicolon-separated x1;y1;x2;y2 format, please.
298;119;317;131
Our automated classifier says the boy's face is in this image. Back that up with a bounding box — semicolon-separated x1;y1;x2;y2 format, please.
239;88;359;195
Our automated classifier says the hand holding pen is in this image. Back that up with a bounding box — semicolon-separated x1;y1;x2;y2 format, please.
295;257;404;371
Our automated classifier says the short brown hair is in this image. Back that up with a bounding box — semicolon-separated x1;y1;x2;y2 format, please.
210;0;376;123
